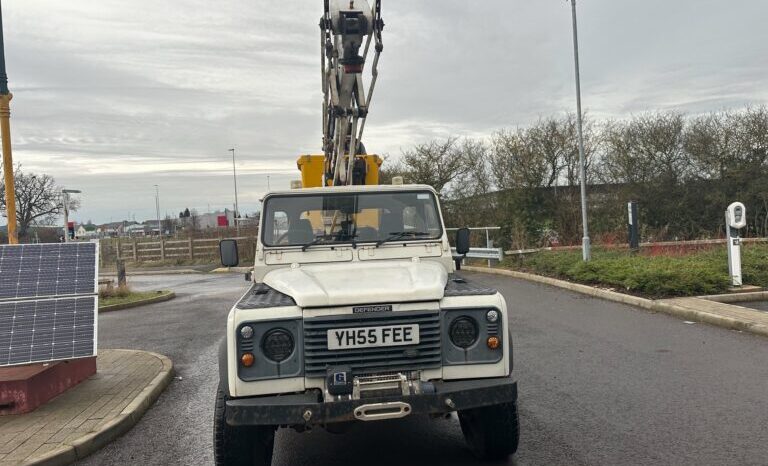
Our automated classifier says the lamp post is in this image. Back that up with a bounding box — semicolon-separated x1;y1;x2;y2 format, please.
569;0;591;262
228;148;240;235
0;1;17;244
154;185;161;237
62;189;81;243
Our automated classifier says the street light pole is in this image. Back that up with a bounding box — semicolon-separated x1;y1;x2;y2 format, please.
62;189;81;243
63;192;70;243
570;0;591;262
229;148;240;235
0;1;17;244
154;185;161;237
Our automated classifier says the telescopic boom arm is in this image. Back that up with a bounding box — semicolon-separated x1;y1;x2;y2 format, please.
320;0;384;186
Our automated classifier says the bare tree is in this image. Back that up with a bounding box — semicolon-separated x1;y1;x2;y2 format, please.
0;167;75;239
490;128;547;190
601;112;688;185
377;156;407;185
162;214;175;236
444;139;494;227
189;209;200;235
399;137;471;197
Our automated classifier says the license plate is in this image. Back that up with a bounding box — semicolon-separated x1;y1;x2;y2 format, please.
327;324;420;350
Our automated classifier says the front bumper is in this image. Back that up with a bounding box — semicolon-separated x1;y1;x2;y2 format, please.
226;377;518;426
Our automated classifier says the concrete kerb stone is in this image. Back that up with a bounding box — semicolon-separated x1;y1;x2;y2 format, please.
24;446;76;466
210;266;251;274
22;351;174;466
702;291;768;303
99;291;176;313
100;269;202;276
463;266;768;339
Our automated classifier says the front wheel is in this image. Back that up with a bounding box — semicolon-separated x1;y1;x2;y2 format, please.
213;383;275;466
458;401;520;461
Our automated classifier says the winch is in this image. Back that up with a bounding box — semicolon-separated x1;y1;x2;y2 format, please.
325;369;435;403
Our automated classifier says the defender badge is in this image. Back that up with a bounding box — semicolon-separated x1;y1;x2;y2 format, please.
353;304;393;314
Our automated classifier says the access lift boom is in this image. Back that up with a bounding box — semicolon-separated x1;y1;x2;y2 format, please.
298;0;384;188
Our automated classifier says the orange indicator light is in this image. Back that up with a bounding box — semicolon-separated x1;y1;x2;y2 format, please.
487;336;500;350
241;353;255;367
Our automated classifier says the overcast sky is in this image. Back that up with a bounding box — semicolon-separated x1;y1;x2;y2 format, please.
2;0;767;225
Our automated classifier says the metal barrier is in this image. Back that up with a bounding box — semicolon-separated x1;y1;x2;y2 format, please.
451;247;504;261
446;227;503;266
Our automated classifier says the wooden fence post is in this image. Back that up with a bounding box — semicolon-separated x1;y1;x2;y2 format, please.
132;239;138;262
116;258;127;287
189;238;194;259
160;238;166;261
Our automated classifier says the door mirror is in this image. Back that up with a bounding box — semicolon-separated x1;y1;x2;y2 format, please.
219;240;239;267
455;228;470;255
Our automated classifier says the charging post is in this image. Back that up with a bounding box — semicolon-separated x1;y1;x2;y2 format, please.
725;202;746;287
627;201;639;252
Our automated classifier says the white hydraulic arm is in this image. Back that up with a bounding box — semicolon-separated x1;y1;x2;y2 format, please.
320;0;384;186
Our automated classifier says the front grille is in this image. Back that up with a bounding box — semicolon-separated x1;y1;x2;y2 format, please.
303;311;441;377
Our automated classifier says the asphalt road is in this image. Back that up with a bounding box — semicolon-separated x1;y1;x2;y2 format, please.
77;272;768;466
739;300;768;312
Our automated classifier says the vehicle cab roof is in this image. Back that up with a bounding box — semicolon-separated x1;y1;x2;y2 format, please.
262;184;438;200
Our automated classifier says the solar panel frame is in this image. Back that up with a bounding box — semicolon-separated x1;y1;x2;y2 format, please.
0;242;99;367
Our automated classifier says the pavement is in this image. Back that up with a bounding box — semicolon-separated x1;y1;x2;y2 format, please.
660;296;768;333
0;350;172;466
64;271;768;465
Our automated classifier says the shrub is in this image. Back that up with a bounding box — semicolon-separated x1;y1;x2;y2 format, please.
99;284;132;299
503;244;768;298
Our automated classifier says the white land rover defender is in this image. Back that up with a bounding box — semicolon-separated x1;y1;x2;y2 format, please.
215;184;519;465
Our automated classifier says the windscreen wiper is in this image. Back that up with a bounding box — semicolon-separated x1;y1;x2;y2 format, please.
302;234;359;251
375;231;431;248
301;236;333;251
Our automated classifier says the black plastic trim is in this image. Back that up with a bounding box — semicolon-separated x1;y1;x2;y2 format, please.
225;377;517;426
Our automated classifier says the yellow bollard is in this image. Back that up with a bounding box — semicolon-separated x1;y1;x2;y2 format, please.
0;92;16;244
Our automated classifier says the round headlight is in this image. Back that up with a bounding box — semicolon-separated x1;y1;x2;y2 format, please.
261;329;295;362
486;310;499;323
240;325;254;340
449;317;478;348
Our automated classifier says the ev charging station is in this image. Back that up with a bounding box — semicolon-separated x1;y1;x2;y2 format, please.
627;200;639;251
725;202;747;287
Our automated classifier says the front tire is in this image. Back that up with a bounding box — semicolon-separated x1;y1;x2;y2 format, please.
214;383;275;466
458;401;520;461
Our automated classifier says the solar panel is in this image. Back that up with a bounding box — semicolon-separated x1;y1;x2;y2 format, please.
0;243;98;367
0;243;97;301
0;296;97;366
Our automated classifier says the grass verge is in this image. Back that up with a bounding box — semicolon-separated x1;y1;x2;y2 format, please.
99;285;172;308
501;243;768;298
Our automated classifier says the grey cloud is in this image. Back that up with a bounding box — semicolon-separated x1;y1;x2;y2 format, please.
1;0;766;224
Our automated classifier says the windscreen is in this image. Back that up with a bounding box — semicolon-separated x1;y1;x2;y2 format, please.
262;191;442;247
